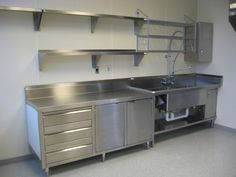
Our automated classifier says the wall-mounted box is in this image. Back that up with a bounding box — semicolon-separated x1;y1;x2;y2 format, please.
184;22;213;62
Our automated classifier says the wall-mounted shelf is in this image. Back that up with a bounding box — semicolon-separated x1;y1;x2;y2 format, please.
145;19;192;27
135;18;195;53
36;9;144;32
0;5;144;32
38;49;147;71
137;34;184;40
0;6;43;31
0;6;40;13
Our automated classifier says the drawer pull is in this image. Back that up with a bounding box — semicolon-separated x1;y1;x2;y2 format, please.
64;110;91;115
64;127;90;134
62;145;88;152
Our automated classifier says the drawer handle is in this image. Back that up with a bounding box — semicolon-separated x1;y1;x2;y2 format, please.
45;109;91;117
64;127;90;134
64;109;91;115
62;145;89;152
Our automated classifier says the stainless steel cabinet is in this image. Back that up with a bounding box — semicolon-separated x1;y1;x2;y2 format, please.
95;103;125;152
185;22;213;62
127;99;153;146
95;99;154;152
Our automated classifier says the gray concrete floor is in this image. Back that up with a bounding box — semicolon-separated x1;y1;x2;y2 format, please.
1;124;236;177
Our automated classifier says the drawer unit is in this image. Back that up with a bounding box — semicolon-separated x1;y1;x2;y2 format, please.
46;144;93;164
43;108;92;127
45;127;92;146
44;120;92;134
46;137;92;153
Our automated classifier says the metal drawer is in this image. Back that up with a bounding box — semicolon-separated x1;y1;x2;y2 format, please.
45;127;92;146
44;120;92;135
46;144;92;164
46;137;92;153
43;109;92;127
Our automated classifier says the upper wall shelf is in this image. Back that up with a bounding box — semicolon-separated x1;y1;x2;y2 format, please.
38;9;145;32
38;49;147;71
0;6;144;32
145;19;192;27
0;6;40;12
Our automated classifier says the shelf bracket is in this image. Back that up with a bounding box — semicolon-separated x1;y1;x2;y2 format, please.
134;53;145;66
38;53;44;71
134;19;144;35
33;10;43;31
91;55;101;69
91;17;98;33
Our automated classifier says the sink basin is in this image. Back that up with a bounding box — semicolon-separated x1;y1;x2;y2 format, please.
129;74;222;93
137;84;195;92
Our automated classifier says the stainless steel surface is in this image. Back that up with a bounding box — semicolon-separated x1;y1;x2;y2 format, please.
46;144;93;164
185;22;213;62
145;50;185;53
38;49;146;71
0;6;43;31
145;19;193;27
27;89;152;112
95;103;125;152
44;120;92;134
39;9;144;32
127;99;153;145
43;9;144;20
0;5;144;32
25;74;222;111
45;138;92;153
44;127;92;146
167;89;207;111
0;5;41;12
38;49;145;56
129;73;222;94
137;35;183;40
43;108;91;127
25;73;222;173
205;89;217;119
154;118;215;135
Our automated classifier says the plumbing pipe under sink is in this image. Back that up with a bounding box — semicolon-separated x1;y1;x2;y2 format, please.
165;108;189;122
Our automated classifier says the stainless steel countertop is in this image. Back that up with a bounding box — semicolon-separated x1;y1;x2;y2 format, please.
27;88;153;112
25;73;223;113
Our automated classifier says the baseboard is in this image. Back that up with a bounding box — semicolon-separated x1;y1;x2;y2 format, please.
215;124;236;133
0;154;33;166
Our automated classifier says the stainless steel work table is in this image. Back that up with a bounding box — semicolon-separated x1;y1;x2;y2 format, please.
27;88;153;112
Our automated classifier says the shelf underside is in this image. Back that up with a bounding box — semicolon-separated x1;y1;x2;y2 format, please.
38;49;147;71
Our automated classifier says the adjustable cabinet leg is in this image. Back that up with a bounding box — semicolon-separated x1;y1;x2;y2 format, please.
211;120;215;128
146;141;151;150
102;153;106;162
45;168;50;177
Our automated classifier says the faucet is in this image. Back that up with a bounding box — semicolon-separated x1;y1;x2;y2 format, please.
161;30;186;86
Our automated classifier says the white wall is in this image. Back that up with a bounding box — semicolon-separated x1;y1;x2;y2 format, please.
195;0;236;129
0;0;197;160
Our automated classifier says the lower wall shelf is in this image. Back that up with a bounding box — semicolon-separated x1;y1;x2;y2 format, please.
38;49;147;71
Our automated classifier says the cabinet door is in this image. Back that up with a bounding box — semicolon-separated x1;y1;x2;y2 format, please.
205;89;217;119
95;103;125;152
127;99;153;146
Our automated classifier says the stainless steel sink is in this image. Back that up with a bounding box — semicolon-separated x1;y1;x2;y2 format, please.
129;73;222;93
